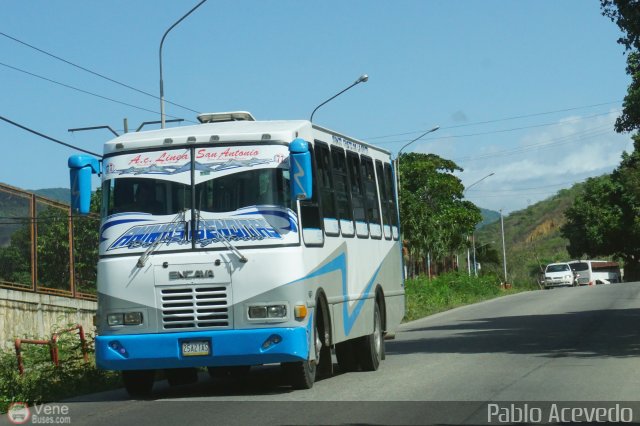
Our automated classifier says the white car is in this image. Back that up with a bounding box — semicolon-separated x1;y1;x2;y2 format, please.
544;263;575;289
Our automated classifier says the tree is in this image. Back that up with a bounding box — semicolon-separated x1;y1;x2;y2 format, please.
399;152;482;277
561;135;640;280
601;0;640;132
0;190;101;294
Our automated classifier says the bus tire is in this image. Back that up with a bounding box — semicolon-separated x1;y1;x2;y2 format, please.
122;370;155;398
282;309;321;389
356;301;383;371
335;340;359;372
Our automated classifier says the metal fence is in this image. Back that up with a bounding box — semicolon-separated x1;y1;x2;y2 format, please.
0;183;98;300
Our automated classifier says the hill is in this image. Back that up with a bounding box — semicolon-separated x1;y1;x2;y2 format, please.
478;208;500;229
474;182;587;285
0;187;70;247
30;188;70;204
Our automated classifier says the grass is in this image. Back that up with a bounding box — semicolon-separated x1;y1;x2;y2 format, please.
0;328;120;413
403;272;533;322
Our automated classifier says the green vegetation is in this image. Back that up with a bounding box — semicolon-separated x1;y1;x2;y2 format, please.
0;329;120;413
0;189;100;294
562;137;640;280
403;272;532;322
475;184;585;286
600;0;640;134
399;152;482;277
558;2;640;281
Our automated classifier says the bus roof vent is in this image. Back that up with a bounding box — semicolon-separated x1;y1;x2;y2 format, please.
197;111;256;124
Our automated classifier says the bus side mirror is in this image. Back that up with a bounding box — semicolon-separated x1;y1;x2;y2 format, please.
68;155;101;215
289;138;312;200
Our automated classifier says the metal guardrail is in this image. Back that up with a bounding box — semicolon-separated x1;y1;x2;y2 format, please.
0;182;98;300
14;324;89;375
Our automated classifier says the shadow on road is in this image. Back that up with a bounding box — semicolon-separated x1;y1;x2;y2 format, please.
67;362;347;402
387;308;640;358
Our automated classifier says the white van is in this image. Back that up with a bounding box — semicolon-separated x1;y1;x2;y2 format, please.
543;263;575;289
568;260;621;285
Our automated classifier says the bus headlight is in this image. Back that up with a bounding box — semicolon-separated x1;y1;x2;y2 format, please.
267;305;287;318
248;304;287;320
107;312;143;326
248;306;267;319
124;312;143;325
107;314;123;326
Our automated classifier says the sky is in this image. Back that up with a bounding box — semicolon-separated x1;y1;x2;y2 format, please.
0;0;633;214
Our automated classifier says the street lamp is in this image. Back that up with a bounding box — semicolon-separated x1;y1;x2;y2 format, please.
309;74;369;122
500;209;508;284
159;0;207;129
463;172;495;276
463;172;495;194
395;125;440;193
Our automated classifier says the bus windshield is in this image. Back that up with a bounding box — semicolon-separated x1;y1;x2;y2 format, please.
195;168;291;213
103;168;292;217
99;145;297;255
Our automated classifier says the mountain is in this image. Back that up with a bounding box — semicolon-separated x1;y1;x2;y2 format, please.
474;182;587;285
30;188;70;204
477;208;500;229
0;187;70;247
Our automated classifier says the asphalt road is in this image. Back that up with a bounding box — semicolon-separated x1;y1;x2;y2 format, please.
9;282;640;425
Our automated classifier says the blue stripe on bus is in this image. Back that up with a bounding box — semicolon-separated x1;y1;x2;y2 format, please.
96;327;309;370
288;251;382;336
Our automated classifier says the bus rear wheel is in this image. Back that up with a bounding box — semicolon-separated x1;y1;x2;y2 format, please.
122;370;155;398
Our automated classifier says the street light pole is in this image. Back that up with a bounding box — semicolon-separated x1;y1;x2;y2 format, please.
395;125;440;193
159;0;207;129
309;74;369;122
463;172;495;275
500;209;508;283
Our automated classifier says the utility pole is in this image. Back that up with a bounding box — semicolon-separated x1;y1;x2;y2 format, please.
500;209;508;283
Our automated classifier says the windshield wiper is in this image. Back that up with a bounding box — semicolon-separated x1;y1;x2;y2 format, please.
197;210;248;263
136;209;187;268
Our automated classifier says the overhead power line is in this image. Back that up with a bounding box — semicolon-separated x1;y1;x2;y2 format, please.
366;100;622;141
375;111;619;146
452;125;616;162
0;61;195;123
0;115;103;158
0;31;201;115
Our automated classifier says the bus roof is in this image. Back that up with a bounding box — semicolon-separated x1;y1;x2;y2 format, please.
103;116;391;157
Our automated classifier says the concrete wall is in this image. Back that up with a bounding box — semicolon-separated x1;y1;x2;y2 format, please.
0;288;97;351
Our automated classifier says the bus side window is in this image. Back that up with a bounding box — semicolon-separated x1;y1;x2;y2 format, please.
315;141;339;236
299;144;323;246
383;162;399;240
347;152;368;238
362;156;381;239
376;160;392;240
331;147;354;237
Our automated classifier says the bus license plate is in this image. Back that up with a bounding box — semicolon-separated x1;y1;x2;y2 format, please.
181;340;210;357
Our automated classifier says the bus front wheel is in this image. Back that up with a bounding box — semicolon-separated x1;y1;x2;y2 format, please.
282;309;322;389
356;301;383;371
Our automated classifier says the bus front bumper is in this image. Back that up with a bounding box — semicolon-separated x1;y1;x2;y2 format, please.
96;327;309;371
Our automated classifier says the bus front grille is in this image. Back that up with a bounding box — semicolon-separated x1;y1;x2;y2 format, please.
160;285;230;330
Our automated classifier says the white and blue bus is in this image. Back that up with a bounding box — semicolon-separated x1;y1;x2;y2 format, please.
69;112;404;396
